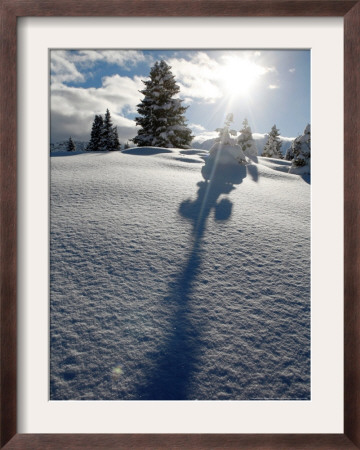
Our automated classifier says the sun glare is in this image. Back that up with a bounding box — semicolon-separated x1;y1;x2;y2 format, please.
218;57;267;97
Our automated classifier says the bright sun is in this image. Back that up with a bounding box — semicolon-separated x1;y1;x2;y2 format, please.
219;57;267;97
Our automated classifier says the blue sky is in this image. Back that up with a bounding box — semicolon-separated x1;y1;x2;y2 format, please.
50;49;310;144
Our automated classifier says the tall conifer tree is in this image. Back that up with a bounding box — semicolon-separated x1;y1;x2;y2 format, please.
132;60;193;148
102;109;113;150
111;125;120;151
87;115;104;151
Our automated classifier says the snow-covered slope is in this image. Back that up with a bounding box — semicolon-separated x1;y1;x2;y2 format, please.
50;147;310;400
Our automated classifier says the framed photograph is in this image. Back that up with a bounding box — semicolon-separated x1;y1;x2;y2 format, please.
1;1;359;448
48;46;312;404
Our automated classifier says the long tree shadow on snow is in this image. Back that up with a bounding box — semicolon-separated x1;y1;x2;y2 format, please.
136;160;247;400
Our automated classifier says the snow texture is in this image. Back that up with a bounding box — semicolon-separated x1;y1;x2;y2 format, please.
50;147;310;400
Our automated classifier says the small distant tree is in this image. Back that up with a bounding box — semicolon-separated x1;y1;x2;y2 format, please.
262;124;282;158
237;118;257;156
132;60;193;148
209;114;246;165
124;141;130;150
215;113;237;145
110;125;121;151
262;134;277;158
87;115;104;151
102;109;120;151
67;136;76;152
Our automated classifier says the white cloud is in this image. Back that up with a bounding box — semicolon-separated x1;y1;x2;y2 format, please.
51;51;85;84
189;123;206;132
191;130;218;143
268;84;280;89
289;68;296;73
51;74;143;142
74;50;147;68
50;50;147;84
168;52;222;102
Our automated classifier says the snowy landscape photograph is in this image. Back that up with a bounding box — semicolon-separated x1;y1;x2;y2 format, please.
50;49;311;400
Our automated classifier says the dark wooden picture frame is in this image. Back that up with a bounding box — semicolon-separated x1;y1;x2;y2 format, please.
1;1;359;448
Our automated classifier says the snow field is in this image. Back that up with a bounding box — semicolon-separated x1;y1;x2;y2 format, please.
50;148;310;400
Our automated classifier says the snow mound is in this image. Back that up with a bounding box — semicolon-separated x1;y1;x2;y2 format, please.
180;149;208;156
121;146;208;166
200;142;248;185
209;142;246;165
257;156;293;174
243;140;258;157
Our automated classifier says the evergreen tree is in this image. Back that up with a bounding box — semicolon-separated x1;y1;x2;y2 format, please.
262;124;282;158
208;114;247;166
291;124;311;168
101;108;112;150
237;118;257;156
102;109;120;151
285;143;295;161
67;136;76;152
132;60;193;148
262;134;277;158
105;125;121;151
215;113;237;145
124;141;130;150
87;114;104;151
111;126;121;151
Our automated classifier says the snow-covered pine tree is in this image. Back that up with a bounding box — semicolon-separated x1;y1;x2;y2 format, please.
289;124;311;173
207;114;247;166
67;136;76;152
262;134;276;158
124;141;130;150
215;113;237;145
86;114;104;151
111;126;121;151
262;124;282;158
237;118;257;156
132;60;193;148
285;143;295;161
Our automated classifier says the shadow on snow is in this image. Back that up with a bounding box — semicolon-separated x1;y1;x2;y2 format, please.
136;160;248;400
301;174;311;185
122;148;173;156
